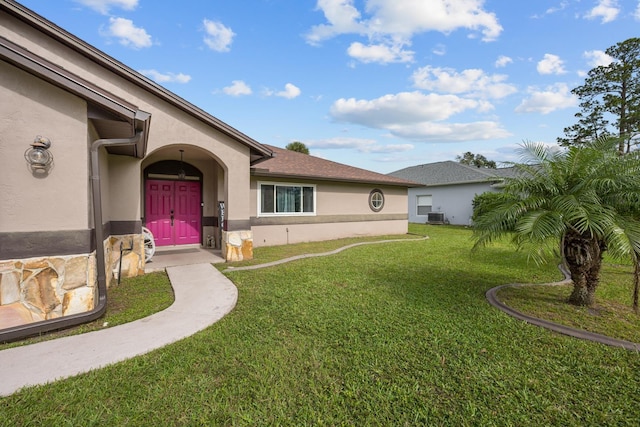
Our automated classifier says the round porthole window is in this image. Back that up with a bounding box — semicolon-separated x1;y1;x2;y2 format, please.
369;189;384;212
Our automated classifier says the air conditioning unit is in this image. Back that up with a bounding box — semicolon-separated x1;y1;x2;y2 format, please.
426;212;446;224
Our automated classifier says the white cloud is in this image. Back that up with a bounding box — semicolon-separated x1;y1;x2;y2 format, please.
432;44;446;56
635;1;640;20
264;83;302;99
347;42;414;63
584;0;620;23
332;92;482;125
583;49;614;67
515;83;578;114
388;121;511;142
140;69;191;84
203;19;235;52
330;91;509;142
74;0;137;14
537;53;566;75
223;80;252;96
307;137;413;153
306;0;366;45
276;83;302;99
306;0;502;64
495;55;513;68
105;17;152;49
545;1;569;15
411;66;516;99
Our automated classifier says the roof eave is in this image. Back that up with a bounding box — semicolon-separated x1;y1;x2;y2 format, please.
251;170;418;187
2;0;272;162
0;35;151;157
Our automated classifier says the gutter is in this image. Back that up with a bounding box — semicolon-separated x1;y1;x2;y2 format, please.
0;130;146;343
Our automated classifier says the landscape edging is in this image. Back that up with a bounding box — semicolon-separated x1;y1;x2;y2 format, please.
486;265;640;351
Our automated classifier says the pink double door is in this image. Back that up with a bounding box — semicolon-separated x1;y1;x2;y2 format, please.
145;180;201;246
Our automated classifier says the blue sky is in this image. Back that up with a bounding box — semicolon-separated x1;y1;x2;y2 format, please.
18;0;640;173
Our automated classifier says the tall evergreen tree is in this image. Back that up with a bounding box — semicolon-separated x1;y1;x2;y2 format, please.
456;152;497;168
285;141;310;154
559;38;640;153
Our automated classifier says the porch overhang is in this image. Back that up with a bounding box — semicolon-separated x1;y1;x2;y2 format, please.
0;35;151;157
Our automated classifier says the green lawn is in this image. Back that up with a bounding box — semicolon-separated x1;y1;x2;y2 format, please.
1;225;639;426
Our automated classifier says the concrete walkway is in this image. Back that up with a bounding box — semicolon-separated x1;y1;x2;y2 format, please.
0;263;237;397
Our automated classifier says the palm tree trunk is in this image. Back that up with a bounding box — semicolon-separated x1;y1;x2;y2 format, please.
563;230;604;306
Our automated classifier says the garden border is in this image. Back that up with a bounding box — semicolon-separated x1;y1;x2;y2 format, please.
222;235;430;273
486;265;640;351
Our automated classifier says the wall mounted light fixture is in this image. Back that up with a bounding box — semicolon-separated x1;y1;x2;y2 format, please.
24;135;54;174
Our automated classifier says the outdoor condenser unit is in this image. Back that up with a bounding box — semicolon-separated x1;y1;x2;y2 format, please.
426;212;446;224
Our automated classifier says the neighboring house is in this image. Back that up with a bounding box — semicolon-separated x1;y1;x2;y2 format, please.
0;1;416;340
389;161;516;226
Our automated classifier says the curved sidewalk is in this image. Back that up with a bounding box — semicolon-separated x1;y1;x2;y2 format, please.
0;263;237;397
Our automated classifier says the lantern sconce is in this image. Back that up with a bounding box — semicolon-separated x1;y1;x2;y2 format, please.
24;135;54;175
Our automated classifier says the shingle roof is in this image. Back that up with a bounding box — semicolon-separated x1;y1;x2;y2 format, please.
251;145;420;187
388;161;517;186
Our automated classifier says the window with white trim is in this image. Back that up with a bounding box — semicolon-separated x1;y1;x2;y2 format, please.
369;189;385;212
259;182;316;216
416;195;432;215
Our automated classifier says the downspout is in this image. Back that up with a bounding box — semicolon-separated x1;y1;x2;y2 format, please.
0;132;144;343
90;131;145;320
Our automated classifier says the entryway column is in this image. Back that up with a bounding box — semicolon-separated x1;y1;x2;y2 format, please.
221;230;253;261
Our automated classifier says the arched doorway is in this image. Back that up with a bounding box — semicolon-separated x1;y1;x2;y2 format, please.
143;159;203;247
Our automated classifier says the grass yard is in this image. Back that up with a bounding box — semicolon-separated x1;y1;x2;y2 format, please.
1;225;639;426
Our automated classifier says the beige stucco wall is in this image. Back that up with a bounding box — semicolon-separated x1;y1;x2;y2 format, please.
0;61;89;233
250;179;408;216
250;178;409;246
253;220;409;247
0;12;254;230
106;155;142;223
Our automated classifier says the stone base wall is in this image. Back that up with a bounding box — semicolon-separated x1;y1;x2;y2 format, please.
105;234;145;283
0;253;97;330
222;230;253;262
0;233;145;332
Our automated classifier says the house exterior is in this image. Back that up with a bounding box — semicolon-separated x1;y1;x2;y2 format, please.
250;145;417;246
0;1;415;340
389;161;516;226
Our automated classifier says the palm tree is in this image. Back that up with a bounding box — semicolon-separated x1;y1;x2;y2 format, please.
473;137;640;306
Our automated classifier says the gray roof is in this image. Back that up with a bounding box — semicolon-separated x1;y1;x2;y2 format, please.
388;161;517;186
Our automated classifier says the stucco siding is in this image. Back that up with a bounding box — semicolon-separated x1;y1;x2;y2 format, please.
409;182;498;225
107;155;142;223
250;179;407;217
253;220;408;247
1;12;255;230
250;177;408;246
0;61;89;232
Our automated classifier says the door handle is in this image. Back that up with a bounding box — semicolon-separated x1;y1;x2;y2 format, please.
170;210;174;226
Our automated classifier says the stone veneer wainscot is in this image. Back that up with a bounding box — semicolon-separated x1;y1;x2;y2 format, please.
0;234;145;331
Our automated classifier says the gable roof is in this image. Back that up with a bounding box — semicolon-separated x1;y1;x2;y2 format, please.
389;160;517;187
251;145;420;187
1;0;272;164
